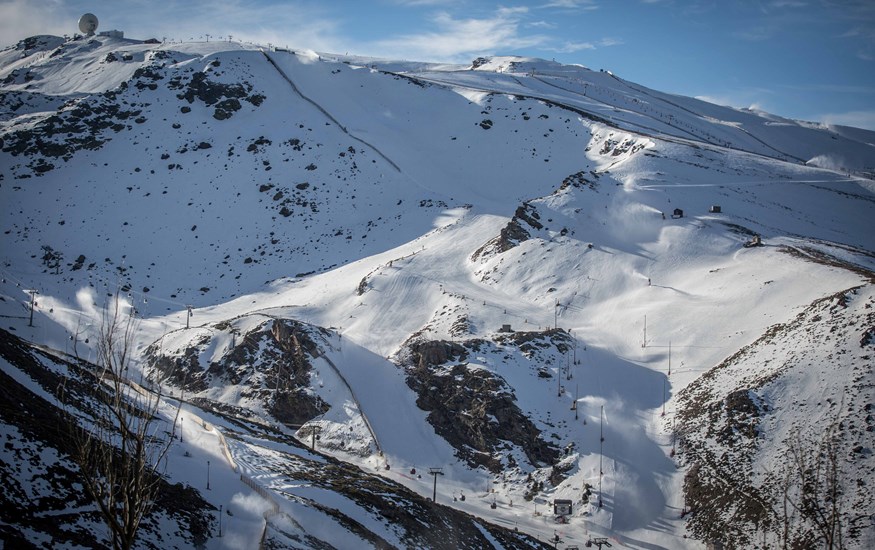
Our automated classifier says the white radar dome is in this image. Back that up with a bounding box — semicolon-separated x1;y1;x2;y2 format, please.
78;13;99;35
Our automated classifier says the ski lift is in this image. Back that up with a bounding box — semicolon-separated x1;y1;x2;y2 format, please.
410;467;416;475
490;499;497;509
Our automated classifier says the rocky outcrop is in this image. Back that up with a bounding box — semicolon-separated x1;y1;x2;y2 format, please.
0;328;213;548
677;286;875;549
146;318;329;425
471;202;543;261
402;338;560;472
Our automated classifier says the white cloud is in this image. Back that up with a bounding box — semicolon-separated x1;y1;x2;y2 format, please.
545;36;621;53
767;0;808;9
840;26;875;61
498;6;529;16
0;0;72;45
731;25;775;42
391;0;460;5
370;9;547;61
541;0;599;10
152;1;343;48
597;37;623;47
556;41;596;52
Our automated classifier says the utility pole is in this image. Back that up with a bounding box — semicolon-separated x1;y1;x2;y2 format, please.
185;305;193;328
310;425;322;451
218;505;223;537
662;377;667;417
557;369;562;397
572;331;578;365
642;314;647;348
573;384;579;420
668;340;672;377
428;468;444;502
206;460;211;490
27;289;39;326
554;300;560;329
599;405;604;508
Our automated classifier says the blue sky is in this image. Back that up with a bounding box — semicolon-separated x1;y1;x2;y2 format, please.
3;0;874;130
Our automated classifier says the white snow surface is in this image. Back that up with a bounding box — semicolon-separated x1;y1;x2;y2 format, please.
2;37;874;549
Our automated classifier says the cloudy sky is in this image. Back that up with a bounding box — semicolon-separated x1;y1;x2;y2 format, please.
3;0;874;130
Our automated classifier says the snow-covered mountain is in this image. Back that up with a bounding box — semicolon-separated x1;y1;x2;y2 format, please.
1;33;874;549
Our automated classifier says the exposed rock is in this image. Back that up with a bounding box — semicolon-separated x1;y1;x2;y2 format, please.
677;286;875;548
402;338;560;472
146;318;330;425
471;202;543;261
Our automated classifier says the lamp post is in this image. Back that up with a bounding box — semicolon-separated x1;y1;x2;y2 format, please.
27;289;39;326
428;468;444;502
572;329;578;365
573;384;579;420
310;425;322;451
599;405;604;508
662;377;666;417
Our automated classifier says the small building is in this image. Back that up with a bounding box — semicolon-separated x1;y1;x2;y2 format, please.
553;498;573;516
709;205;722;213
498;324;514;333
98;29;124;39
672;208;684;219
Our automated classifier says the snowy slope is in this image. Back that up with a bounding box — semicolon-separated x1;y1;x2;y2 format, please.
2;35;875;549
